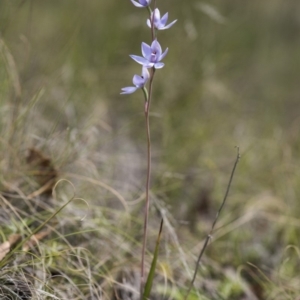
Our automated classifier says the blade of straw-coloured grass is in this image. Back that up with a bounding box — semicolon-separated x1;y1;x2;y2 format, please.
0;234;21;261
14;88;44;127
184;147;240;300
143;219;163;300
64;173;128;212
0;179;76;268
0;37;21;98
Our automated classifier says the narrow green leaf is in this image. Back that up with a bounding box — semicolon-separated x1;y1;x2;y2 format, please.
143;219;163;300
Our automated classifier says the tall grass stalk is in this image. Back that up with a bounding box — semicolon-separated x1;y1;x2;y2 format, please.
184;147;240;299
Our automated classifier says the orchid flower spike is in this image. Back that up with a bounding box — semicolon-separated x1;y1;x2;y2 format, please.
147;8;177;30
121;67;150;94
130;39;168;69
131;0;151;8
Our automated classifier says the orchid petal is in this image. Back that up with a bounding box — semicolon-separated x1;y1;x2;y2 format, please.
131;0;151;7
151;39;162;57
153;8;160;22
130;55;150;66
141;42;151;59
159;47;168;60
132;75;145;87
154;62;164;69
130;0;145;8
162;19;177;30
140;0;151;6
160;12;168;26
121;86;138;94
142;67;150;81
145;62;154;68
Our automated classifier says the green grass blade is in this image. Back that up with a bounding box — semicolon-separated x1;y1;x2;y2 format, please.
143;219;163;300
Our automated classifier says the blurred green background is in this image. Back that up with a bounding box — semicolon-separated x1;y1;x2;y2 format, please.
1;0;300;298
2;0;300;205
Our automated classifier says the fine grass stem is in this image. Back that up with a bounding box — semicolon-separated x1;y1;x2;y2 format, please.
184;147;241;299
0;179;75;269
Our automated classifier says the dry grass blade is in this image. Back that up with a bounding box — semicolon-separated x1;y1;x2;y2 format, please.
22;229;52;252
0;37;21;98
0;234;22;261
26;147;58;198
0;180;75;268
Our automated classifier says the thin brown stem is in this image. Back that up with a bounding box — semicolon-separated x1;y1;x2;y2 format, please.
140;3;157;297
140;68;155;299
184;147;240;299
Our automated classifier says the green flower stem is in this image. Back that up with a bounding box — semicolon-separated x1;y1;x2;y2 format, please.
142;87;148;102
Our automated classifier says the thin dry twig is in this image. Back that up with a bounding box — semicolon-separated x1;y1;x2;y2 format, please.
184;146;240;299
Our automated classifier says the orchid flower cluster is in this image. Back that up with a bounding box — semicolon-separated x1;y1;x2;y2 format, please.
121;0;177;96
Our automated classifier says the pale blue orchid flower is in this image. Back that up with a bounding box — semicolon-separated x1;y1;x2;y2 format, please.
147;8;177;30
121;67;150;94
130;39;168;69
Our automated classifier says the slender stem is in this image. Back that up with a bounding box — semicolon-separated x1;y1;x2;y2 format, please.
140;68;155;299
140;3;157;298
142;87;148;102
184;147;241;300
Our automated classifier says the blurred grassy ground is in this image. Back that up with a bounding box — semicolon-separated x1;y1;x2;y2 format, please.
1;0;300;299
